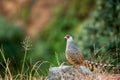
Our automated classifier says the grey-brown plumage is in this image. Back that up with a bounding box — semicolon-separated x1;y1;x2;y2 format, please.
64;35;114;69
65;35;84;66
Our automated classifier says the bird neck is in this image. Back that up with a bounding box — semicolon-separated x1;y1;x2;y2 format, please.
67;37;73;42
66;39;77;50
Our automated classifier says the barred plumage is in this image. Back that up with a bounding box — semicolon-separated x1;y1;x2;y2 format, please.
84;60;114;69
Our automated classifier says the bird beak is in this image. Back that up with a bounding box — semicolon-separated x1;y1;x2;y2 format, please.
64;36;66;38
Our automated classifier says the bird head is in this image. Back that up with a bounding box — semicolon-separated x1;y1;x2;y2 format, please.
64;35;73;42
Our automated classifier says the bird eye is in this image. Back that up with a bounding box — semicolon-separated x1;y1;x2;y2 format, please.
66;35;70;38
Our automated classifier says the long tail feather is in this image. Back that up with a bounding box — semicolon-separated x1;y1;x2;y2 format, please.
84;60;114;69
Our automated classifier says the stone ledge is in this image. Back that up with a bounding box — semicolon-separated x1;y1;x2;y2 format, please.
46;65;92;80
46;65;120;80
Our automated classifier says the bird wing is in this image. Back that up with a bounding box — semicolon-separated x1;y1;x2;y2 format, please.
67;49;84;65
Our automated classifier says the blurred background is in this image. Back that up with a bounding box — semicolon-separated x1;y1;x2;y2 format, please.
0;0;120;76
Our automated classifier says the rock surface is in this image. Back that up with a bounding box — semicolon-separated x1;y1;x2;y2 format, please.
46;66;120;80
46;66;92;80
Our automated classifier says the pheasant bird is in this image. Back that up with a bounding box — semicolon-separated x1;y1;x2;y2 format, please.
64;35;113;69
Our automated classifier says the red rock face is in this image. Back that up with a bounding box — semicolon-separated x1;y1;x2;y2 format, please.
0;0;95;37
0;0;60;37
0;0;28;18
27;0;60;37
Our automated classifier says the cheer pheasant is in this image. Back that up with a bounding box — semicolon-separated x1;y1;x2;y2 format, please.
64;35;113;69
